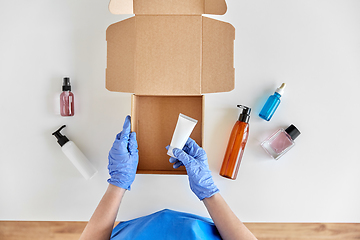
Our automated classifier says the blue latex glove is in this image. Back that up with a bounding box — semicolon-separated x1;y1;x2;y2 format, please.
108;115;139;190
167;138;219;200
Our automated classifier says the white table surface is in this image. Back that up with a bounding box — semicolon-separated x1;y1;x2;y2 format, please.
1;0;359;222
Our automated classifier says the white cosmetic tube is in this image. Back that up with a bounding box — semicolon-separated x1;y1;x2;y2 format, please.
167;113;198;158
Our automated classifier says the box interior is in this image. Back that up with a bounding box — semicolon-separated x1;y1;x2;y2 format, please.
132;95;203;174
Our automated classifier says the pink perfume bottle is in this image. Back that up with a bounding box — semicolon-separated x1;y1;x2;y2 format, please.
60;77;74;116
261;124;300;160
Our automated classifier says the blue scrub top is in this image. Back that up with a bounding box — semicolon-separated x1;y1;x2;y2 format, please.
110;209;222;240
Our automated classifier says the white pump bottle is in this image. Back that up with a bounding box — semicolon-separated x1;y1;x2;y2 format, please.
52;125;98;180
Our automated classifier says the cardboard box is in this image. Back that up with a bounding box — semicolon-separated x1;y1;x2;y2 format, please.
106;0;235;174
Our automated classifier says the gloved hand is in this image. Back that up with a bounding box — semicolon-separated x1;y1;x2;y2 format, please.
167;138;219;200
108;115;139;190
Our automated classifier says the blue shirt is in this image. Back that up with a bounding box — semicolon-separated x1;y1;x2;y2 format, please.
111;209;222;240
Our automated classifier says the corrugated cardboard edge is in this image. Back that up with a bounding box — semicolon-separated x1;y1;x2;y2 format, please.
137;170;186;175
131;94;137;132
202;95;205;149
108;0;227;15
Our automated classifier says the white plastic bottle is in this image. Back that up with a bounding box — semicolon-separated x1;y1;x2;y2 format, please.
52;125;97;180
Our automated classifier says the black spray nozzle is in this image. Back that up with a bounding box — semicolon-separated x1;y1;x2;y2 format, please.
62;77;71;91
237;105;251;123
52;125;69;147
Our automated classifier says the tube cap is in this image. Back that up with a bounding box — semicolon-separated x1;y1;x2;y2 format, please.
285;124;301;140
62;77;71;91
237;105;251;123
52;125;69;147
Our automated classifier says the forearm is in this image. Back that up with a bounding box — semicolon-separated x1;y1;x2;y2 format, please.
203;193;257;240
79;184;126;240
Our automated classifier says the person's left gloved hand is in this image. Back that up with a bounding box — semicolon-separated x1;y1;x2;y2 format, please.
167;138;219;200
107;115;139;190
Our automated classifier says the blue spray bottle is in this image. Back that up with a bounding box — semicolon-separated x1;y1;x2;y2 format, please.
259;83;286;121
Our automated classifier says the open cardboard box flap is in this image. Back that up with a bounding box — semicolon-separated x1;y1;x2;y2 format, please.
109;0;227;15
106;0;235;96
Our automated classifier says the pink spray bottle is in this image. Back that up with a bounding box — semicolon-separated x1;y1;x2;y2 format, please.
60;77;74;116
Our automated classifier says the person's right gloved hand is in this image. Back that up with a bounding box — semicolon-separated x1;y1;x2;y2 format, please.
107;115;139;191
167;138;219;200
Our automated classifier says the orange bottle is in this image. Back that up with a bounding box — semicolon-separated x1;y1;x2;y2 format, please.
220;105;251;180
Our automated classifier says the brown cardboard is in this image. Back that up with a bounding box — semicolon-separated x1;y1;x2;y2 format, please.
109;0;227;15
131;95;204;174
106;0;234;174
106;2;235;95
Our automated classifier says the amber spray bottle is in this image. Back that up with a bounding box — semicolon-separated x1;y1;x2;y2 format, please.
220;105;251;180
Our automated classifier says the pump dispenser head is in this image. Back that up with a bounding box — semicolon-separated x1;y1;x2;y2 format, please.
52;125;69;147
237;105;251;123
62;77;71;91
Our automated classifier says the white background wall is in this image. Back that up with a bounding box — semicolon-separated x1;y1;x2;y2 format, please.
0;0;359;222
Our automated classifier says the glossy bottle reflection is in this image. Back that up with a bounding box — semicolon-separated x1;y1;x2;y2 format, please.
220;105;251;180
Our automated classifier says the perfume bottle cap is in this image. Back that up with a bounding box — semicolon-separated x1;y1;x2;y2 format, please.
62;77;72;91
285;124;300;140
275;83;286;96
237;105;251;123
52;125;70;147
